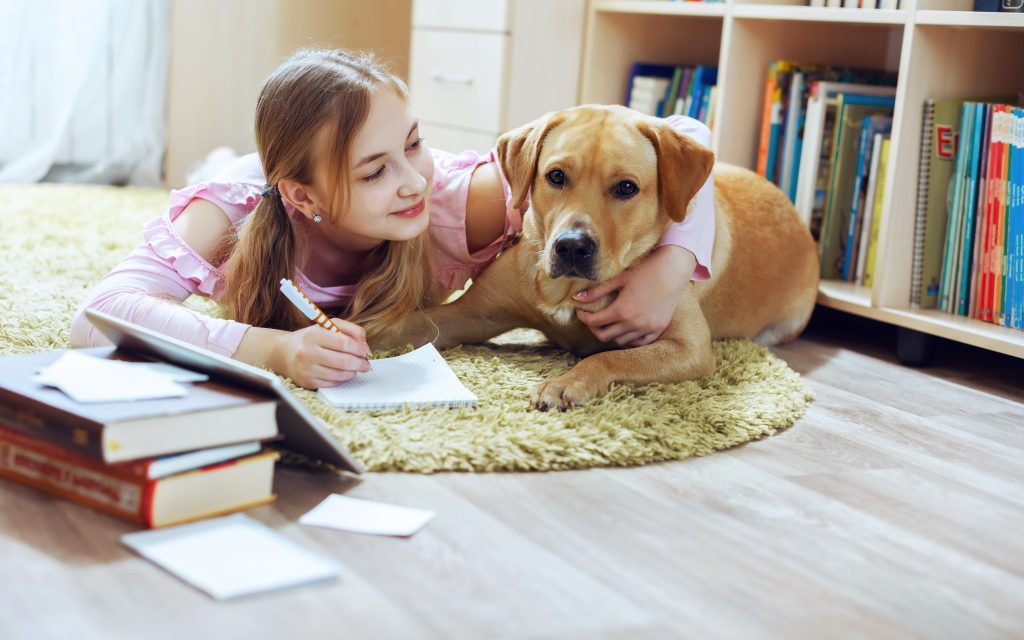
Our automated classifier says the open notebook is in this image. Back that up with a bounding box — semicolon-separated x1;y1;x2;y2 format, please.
317;343;477;411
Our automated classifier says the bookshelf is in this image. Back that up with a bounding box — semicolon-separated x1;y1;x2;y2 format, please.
580;0;1024;359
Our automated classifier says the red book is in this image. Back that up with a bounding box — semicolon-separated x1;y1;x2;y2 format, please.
0;425;277;528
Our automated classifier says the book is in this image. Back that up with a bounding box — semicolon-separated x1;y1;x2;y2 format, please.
0;347;278;463
82;308;362;472
625;63;677;116
969;103;994;318
843;114;892;281
954;102;988;315
910;98;966;309
317;343;477;411
1008;107;1024;328
863;137;891;288
757;61;794;179
819;93;896;280
794;81;897;232
991;105;1015;323
979;104;1007;321
856;132;886;284
939;102;974;312
0;424;276;528
780;70;806;200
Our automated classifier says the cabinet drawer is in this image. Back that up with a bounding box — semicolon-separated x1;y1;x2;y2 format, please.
422;122;497;156
409;30;508;133
412;0;509;32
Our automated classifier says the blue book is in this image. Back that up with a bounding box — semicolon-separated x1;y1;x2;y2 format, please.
1013;108;1024;328
687;66;718;120
841;114;892;281
624;62;677;107
957;102;986;316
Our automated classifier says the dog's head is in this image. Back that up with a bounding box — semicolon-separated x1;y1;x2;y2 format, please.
497;105;713;294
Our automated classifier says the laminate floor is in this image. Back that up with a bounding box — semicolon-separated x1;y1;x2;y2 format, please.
2;308;1021;639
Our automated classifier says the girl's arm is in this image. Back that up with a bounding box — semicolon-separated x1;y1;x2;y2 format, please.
70;199;370;388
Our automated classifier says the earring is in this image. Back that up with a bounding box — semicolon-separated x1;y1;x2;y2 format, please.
311;212;322;223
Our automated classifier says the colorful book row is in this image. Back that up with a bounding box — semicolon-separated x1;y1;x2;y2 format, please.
912;97;1024;331
625;62;718;127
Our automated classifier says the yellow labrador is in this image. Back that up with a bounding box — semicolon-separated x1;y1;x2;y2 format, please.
372;105;819;410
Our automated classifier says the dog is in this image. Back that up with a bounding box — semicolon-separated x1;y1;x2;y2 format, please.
372;105;819;410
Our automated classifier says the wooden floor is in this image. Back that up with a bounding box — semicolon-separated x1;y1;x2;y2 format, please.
2;308;1022;640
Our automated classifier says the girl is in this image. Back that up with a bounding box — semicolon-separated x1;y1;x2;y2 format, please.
71;48;715;390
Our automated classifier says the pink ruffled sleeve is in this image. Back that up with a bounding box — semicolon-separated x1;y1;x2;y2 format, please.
70;161;265;356
658;115;715;281
426;148;524;291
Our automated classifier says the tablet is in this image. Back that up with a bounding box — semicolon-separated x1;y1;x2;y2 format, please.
85;308;363;473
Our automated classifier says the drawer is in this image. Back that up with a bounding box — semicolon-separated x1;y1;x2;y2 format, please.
413;0;510;32
409;29;508;133
422;121;497;156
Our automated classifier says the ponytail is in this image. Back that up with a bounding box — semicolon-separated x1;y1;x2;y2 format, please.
223;196;305;331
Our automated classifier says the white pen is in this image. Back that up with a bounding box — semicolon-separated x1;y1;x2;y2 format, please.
279;277;341;333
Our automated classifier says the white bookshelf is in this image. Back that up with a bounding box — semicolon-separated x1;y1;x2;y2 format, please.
580;0;1024;359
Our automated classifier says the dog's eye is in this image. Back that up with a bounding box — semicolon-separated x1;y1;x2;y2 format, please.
613;180;638;199
546;169;566;188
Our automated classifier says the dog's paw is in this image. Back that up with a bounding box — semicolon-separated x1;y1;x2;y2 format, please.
532;375;605;411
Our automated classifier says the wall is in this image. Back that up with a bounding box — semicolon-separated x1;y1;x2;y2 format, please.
165;0;412;187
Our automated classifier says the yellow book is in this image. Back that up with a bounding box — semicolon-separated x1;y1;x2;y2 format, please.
863;138;890;287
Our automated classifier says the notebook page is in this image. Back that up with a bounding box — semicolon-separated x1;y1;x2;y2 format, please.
317;343;477;410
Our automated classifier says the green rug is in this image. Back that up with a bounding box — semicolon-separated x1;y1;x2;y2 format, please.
0;184;813;472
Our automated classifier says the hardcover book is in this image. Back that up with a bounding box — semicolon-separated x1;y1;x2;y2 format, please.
0;348;278;463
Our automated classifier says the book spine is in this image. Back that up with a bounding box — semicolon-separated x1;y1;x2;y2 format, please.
843;117;874;281
958;103;985;316
980;105;1001;321
0;426;147;525
939;103;972;312
999;110;1013;325
0;387;106;461
970;103;994;319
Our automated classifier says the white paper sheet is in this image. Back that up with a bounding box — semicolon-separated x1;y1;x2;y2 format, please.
122;514;340;600
299;494;435;537
35;351;187;402
317;343;477;410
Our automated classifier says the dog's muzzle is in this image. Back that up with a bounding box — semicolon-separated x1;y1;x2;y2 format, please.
550;230;597;280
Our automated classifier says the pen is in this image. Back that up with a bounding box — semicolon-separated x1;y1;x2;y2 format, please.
279;277;342;333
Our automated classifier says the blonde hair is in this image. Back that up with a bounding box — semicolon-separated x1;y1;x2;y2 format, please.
223;49;444;336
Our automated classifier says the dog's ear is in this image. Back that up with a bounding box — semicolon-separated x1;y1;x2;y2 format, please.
496;111;566;211
637;120;715;222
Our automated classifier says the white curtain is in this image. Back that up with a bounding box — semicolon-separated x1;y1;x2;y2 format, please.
0;0;170;185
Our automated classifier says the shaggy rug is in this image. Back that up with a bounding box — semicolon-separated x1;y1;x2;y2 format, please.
0;184;813;472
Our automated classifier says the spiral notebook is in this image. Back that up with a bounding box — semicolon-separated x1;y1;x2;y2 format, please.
317;343;477;410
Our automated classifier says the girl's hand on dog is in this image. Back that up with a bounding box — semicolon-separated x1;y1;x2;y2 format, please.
574;245;696;347
272;318;372;389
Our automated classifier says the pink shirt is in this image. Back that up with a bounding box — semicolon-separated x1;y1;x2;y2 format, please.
70;115;714;356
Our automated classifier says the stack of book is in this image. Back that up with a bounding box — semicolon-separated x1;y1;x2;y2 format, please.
625;62;719;128
755;60;898;282
911;96;1024;329
0;348;280;528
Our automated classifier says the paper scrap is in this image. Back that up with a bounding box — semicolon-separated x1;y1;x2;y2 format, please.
300;494;435;537
122;513;340;600
35;351;186;403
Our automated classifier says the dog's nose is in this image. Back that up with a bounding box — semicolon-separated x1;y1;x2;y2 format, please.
552;230;597;278
554;231;596;264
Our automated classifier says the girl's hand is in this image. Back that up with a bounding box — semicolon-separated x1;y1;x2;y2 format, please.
272;318;372;389
574;246;697;347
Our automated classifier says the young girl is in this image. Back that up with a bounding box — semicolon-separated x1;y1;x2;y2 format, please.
71;48;715;390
